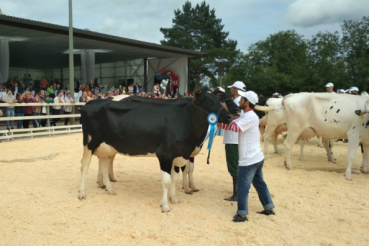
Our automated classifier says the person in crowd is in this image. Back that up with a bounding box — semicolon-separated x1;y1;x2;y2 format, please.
122;86;127;94
63;92;75;125
4;89;17;130
325;82;336;93
19;83;26;95
128;83;134;94
153;83;160;96
86;91;93;101
23;91;35;128
133;82;141;96
14;94;25;129
172;87;181;98
41;76;48;91
12;82;19;96
80;91;88;102
54;83;61;95
23;74;31;88
34;76;41;93
32;93;43;128
51;91;64;126
74;77;80;93
349;87;359;95
47;84;55;98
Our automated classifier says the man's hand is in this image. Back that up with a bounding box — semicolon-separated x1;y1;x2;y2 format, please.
233;114;240;120
220;102;229;112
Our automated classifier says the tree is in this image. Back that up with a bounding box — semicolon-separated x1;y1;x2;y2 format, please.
160;1;239;90
307;31;348;91
223;30;309;96
341;16;369;91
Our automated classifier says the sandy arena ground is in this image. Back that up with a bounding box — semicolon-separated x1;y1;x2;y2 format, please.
0;134;368;246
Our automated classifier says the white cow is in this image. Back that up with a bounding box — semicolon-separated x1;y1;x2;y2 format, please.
258;98;334;162
264;93;369;180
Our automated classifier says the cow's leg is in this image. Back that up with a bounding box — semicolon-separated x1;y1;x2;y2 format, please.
284;130;305;170
318;136;324;148
99;156;115;195
78;145;93;200
158;156;173;213
170;166;180;204
97;160;104;188
181;162;192;194
323;139;336;163
345;136;361;180
188;158;199;192
259;125;265;142
272;132;279;154
299;139;307;161
361;144;369;174
109;154;117;182
263;125;276;155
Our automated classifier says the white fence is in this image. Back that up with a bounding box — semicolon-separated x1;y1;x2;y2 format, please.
0;102;86;141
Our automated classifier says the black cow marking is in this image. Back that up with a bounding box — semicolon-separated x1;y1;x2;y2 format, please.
330;106;333;109
325;119;327;121
336;109;340;113
174;166;180;173
355;110;362;116
366;121;369;128
363;123;365;126
325;110;327;114
353;126;356;129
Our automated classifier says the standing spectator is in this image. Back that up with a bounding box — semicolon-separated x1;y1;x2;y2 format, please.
51;91;64;126
23;91;35;128
153;83;160;96
74;77;80;93
223;81;246;201
133;82;141;96
128;83;134;94
40;76;48;91
23;74;30;88
122;86;127;94
14;94;25;129
4;89;17;130
172;87;181;98
46;84;55;98
63;92;75;125
12;82;20;96
88;80;94;91
54;83;61;95
94;86;100;96
19;83;26;95
34;76;41;93
32;93;43;128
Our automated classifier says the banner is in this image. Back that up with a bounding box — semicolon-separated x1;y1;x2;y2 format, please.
147;57;188;95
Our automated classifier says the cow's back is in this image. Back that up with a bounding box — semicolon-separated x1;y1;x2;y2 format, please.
283;93;369;139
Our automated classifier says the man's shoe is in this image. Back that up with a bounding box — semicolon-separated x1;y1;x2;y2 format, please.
257;209;275;216
233;214;248;222
224;195;237;201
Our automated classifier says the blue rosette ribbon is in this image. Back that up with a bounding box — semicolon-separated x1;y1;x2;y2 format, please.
207;113;218;150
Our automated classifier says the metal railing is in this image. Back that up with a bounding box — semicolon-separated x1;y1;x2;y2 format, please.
0;102;86;141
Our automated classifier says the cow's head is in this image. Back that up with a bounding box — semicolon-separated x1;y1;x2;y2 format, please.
212;86;240;115
194;87;233;123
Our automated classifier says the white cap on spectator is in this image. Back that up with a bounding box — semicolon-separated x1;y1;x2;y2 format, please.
227;81;246;91
339;89;346;93
325;82;334;87
239;90;258;105
273;92;279;96
350;86;359;92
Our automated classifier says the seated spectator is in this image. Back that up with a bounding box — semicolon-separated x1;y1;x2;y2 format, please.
80;91;88;102
32;93;43;128
23;91;35;128
4;89;17;130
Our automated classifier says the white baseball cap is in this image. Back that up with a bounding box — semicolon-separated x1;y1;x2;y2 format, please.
239;90;258;105
338;89;346;93
350;86;359;92
227;81;246;91
325;82;334;87
273;92;279;96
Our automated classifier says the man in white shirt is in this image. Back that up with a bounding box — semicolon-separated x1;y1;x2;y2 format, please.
223;81;246;201
219;90;275;222
325;82;336;93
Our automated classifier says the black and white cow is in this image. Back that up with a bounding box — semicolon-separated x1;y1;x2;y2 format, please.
78;87;233;212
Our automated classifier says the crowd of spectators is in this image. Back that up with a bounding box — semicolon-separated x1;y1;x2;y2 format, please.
0;75;193;130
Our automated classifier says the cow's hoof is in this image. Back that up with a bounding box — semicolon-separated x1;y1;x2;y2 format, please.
344;175;352;181
78;192;86;200
191;188;200;192
100;185;106;189
185;191;193;195
170;198;179;204
360;168;369;174
110;179;117;182
161;205;171;213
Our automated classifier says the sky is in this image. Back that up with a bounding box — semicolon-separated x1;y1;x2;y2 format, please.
1;0;368;52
